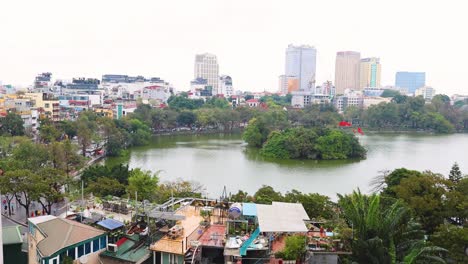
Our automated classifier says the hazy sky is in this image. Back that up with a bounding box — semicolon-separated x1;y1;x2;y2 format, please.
1;0;467;94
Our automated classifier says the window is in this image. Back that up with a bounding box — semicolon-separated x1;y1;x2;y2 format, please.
45;103;50;108
169;254;179;264
85;242;91;254
67;248;75;260
100;236;107;250
77;244;84;257
92;238;99;252
52;259;57;264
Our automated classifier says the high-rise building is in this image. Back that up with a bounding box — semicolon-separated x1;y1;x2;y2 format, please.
285;44;317;91
360;57;381;89
335;51;361;94
194;53;219;95
395;72;425;94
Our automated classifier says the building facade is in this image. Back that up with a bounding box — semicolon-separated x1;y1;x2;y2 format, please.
360;57;381;89
219;75;233;97
395;72;425;94
194;53;219;95
334;51;361;94
285;44;317;91
415;86;436;100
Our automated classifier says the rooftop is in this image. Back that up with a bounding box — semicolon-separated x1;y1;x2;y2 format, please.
100;234;151;263
150;206;203;255
2;225;23;245
198;224;225;247
30;215;105;257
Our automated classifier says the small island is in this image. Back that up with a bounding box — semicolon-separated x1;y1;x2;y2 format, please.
243;118;366;160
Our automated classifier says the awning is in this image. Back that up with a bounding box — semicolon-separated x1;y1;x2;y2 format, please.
97;218;125;231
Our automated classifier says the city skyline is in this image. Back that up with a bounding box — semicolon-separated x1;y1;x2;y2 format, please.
1;0;467;95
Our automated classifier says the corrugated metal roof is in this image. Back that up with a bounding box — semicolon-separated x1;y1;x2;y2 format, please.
97;218;124;231
34;216;105;257
2;225;23;245
256;202;309;233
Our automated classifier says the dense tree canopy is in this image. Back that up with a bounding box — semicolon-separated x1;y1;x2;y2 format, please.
0;112;25;136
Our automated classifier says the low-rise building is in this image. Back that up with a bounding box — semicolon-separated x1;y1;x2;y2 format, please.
334;90;363;112
28;215;107;264
363;96;392;109
2;225;27;264
415;86;436;101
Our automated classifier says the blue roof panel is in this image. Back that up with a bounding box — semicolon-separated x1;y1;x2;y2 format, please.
97;218;124;230
242;203;257;216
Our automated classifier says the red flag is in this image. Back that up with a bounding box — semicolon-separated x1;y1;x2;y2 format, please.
339;121;352;127
357;127;364;135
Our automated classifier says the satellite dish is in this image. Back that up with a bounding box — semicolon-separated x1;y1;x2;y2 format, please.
79;255;88;264
228;203;242;219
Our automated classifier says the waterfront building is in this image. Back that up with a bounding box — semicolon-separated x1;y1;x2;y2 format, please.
285;44;317;91
335;51;361;94
395;72;425;94
360;57;381;89
194;53;219;95
415;86;436;101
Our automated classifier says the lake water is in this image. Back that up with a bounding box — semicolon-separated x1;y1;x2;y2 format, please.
107;133;468;200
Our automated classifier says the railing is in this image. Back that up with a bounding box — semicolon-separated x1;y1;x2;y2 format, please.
240;227;260;256
185;225;204;250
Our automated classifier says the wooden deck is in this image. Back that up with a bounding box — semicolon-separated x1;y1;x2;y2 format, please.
150;206;203;254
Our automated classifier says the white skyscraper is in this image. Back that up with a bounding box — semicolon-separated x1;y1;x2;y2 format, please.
194;53;219;95
285;44;317;91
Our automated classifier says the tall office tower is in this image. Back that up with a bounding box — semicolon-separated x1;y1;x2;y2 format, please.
395;72;426;94
194;53;219;94
360;57;381;89
334;51;361;95
285;44;317;91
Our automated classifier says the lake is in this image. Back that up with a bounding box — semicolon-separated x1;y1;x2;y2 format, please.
106;132;468;199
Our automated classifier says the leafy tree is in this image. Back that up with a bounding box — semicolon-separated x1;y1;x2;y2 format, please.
253;185;283;204
283;190;335;220
381;89;401;98
156;179;204;202
277;235;307;260
315;130;366;160
167;95;204;110
380;168;422;197
76;117;94;157
0;112;25;136
177;111;197;127
392;172;450;233
4;169;40;220
244;94;254;101
204;97;229;109
242;118;270;147
230;190;254;203
127;169;159;201
86;177;126;197
431;224;468;263
39;123;62;143
35;168;68;214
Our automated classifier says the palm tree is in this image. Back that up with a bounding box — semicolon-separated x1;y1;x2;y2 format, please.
338;190;446;264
